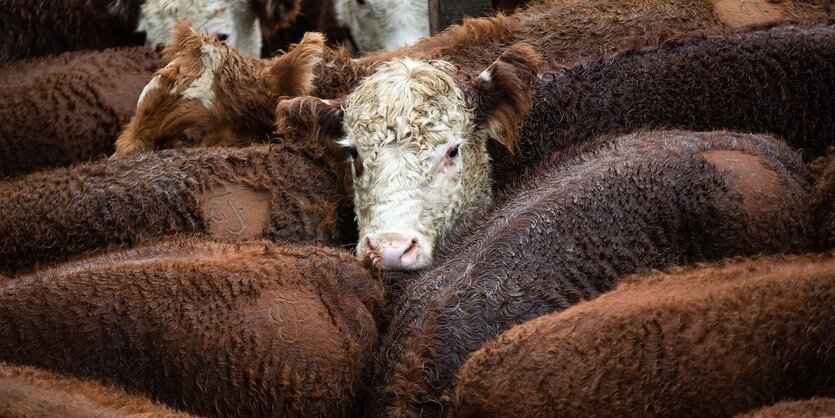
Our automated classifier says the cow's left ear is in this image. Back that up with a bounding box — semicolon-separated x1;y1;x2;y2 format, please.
262;32;325;96
469;43;542;152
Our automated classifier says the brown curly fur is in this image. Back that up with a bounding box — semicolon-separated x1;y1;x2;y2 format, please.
0;46;161;178
0;142;356;275
0;239;385;417
450;251;835;418
735;397;835;418
0;0;144;62
369;130;816;418
259;0;354;56
810;150;835;250
309;0;831;99
0;362;195;417
480;19;835;193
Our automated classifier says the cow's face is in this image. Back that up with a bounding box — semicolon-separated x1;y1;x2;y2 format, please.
290;44;540;270
138;0;263;57
113;21;323;157
334;0;428;51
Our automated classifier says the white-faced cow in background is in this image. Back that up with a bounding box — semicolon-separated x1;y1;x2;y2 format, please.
139;0;263;57
333;0;429;51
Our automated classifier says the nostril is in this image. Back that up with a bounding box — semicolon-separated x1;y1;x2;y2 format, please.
399;238;421;267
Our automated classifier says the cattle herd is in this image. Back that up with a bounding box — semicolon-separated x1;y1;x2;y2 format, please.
1;0;834;417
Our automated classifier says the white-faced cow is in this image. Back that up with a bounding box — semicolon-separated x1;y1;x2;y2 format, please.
288;19;835;271
139;0;263;57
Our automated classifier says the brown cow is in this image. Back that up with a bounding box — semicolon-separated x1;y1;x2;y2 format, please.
112;20;323;157
0;363;195;417
450;252;835;418
367;130;816;417
0;142;353;275
0;239;385;417
0;46;161;178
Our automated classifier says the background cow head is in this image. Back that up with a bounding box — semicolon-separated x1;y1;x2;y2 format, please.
114;20;323;157
138;0;263;57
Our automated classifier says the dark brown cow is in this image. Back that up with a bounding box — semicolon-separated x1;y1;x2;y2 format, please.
368;130;816;417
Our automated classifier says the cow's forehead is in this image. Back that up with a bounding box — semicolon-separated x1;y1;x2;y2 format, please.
344;58;470;149
139;42;227;111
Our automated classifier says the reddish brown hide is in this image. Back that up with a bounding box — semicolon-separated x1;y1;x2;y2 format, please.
0;362;196;418
0;144;354;275
0;239;385;417
451;252;835;418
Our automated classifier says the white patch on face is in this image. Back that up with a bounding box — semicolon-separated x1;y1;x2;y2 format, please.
343;58;493;269
180;43;224;109
137;75;162;106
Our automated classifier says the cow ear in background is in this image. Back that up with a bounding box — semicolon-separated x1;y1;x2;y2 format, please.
263;32;325;96
470;43;542;152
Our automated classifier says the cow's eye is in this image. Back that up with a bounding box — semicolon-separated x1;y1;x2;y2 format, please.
349;146;359;159
216;33;229;41
356;0;366;6
179;128;203;147
447;144;459;159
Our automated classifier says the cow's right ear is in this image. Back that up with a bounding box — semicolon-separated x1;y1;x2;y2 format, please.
469;43;541;152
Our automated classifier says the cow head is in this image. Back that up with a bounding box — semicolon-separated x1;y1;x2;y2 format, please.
278;44;541;270
113;20;323;158
334;0;429;51
138;0;263;57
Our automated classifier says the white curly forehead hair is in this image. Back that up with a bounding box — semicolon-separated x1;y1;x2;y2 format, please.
331;44;542;271
138;0;262;57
